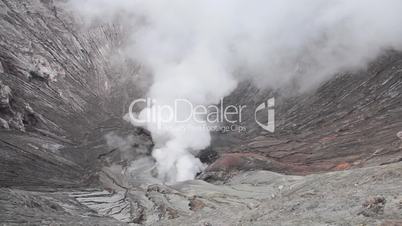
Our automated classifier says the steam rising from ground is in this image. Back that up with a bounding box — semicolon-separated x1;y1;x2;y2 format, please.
70;0;402;182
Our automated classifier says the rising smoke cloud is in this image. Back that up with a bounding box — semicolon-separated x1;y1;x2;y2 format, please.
69;0;402;182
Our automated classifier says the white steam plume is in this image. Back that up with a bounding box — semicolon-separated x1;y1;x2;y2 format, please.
69;0;402;182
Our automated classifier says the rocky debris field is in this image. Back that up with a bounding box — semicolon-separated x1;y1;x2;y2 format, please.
2;161;402;225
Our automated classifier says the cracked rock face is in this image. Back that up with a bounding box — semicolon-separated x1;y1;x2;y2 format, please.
1;0;402;225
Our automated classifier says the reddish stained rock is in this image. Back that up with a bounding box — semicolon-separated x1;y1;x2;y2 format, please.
205;153;280;172
334;162;351;171
203;152;320;177
189;197;206;211
205;152;364;178
319;134;337;144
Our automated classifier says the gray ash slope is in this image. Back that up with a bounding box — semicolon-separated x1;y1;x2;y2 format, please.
207;52;402;179
0;0;402;225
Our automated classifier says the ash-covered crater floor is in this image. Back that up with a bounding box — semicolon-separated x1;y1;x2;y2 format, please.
1;0;402;225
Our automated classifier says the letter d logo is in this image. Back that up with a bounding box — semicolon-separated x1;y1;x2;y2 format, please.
254;98;275;132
